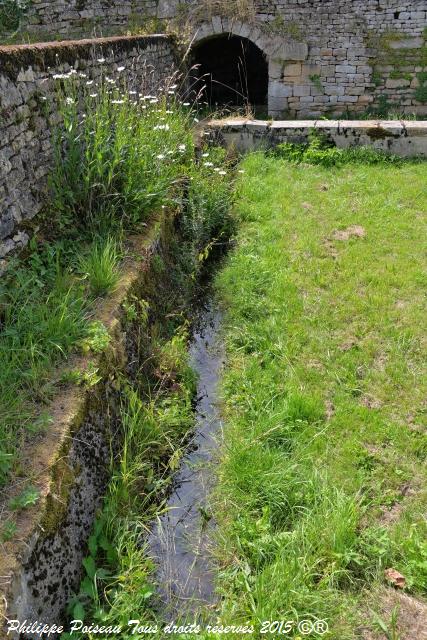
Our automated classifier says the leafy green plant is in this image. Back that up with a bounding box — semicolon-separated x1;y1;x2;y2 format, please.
309;73;324;93
273;131;404;167
414;72;427;103
61;363;102;388
1;518;17;542
9;485;40;510
80;321;110;354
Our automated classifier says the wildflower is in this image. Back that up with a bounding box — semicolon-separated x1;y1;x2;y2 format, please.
170;84;178;89
202;153;209;157
156;154;165;160
111;99;125;104
238;169;245;174
129;91;137;95
214;167;220;172
178;144;186;151
117;66;125;72
168;90;175;95
86;80;94;86
53;73;70;80
183;102;190;106
97;58;105;63
150;98;159;104
79;73;87;78
89;93;98;98
65;97;75;105
204;162;213;167
106;77;115;84
153;124;170;131
194;118;200;123
218;170;227;175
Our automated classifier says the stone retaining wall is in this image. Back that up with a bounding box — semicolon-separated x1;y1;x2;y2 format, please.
207;118;427;157
0;35;178;270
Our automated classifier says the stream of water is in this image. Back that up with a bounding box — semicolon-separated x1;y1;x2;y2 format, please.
147;302;224;620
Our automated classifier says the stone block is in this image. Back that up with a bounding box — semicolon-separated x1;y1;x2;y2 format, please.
269;59;284;80
269;82;293;99
336;65;357;74
283;62;302;77
0;212;14;240
386;78;411;89
293;85;311;97
389;37;424;49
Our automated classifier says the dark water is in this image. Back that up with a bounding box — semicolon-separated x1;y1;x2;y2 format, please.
148;303;224;619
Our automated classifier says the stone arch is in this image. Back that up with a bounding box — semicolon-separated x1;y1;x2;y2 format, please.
190;33;269;108
188;19;308;116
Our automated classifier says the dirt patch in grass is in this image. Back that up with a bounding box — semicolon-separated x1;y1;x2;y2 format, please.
361;588;427;639
361;395;384;410
332;224;366;240
379;482;417;526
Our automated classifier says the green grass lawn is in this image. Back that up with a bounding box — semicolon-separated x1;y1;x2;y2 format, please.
213;153;427;638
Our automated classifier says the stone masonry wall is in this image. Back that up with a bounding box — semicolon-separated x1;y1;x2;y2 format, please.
3;1;427;118
1;0;158;42
162;0;427;118
0;35;178;269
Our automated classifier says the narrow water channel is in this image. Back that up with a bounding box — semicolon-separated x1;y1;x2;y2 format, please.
148;302;224;619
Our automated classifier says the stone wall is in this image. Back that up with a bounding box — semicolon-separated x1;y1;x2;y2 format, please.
3;1;427;118
163;0;427;118
207;118;427;157
0;35;178;269
1;0;158;41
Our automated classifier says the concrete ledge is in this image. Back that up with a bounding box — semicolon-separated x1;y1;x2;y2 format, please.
207;119;427;157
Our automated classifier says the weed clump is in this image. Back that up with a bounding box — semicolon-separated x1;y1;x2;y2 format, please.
78;237;120;297
272;131;404;167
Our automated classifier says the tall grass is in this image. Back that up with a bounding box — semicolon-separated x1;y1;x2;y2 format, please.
0;243;89;482
0;67;235;487
78;237;121;297
50;76;195;234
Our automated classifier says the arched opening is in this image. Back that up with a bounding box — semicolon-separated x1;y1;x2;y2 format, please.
190;34;268;110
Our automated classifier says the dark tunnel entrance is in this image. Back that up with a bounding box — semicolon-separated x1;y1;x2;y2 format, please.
190;34;268;109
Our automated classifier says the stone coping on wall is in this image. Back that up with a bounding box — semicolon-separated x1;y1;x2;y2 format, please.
207;118;427;157
0;33;172;79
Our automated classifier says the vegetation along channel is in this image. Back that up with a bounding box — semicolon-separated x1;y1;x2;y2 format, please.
0;38;427;640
